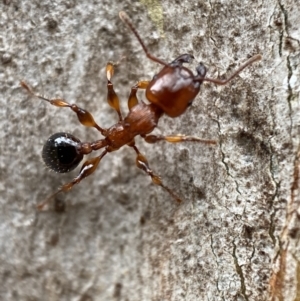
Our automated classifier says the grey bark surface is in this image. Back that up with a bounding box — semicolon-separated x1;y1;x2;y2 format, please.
0;0;299;300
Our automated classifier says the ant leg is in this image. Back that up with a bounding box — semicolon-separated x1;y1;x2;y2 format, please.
143;134;217;145
37;150;108;210
194;54;262;85
106;62;123;121
20;81;106;136
131;145;182;203
127;80;149;110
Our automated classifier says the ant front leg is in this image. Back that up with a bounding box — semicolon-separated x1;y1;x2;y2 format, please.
143;134;217;145
131;145;182;203
37;150;108;210
127;80;149;110
20;81;106;135
106;62;149;112
106;62;124;121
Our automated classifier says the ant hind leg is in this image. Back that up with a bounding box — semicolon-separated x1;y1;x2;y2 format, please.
131;145;182;203
36;150;108;210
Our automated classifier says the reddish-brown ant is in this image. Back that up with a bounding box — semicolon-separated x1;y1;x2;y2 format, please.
21;11;261;209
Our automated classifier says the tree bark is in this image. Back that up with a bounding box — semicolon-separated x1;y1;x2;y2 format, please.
0;0;299;300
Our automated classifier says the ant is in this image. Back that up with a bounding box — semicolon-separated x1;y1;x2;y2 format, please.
21;11;261;209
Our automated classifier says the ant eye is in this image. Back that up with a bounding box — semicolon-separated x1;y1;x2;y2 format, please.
42;132;83;173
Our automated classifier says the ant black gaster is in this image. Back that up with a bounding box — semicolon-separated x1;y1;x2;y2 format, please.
21;12;261;209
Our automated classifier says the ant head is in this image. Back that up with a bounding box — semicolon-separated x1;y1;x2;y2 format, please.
145;55;207;118
120;11;261;118
146;64;202;117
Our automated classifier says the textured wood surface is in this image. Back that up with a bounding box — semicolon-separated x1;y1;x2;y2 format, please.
0;1;299;300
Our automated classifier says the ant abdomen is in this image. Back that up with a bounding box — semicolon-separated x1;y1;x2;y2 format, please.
42;132;83;173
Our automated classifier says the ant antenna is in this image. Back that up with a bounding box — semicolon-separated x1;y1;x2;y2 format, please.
119;11;262;85
119;11;168;67
195;54;262;85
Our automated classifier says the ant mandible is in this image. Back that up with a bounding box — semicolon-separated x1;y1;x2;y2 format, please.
21;11;261;209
